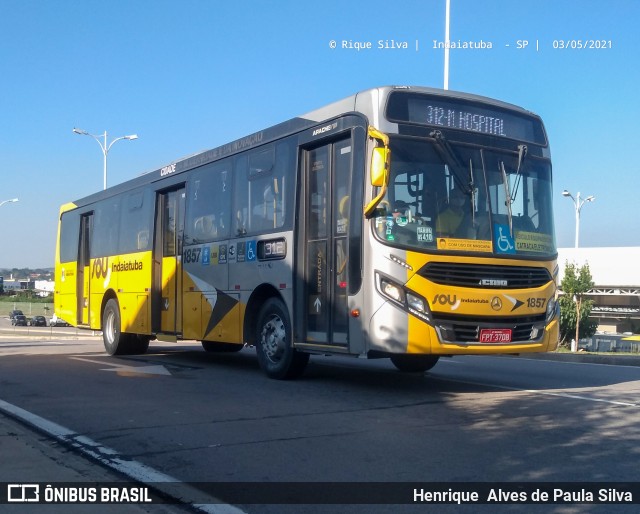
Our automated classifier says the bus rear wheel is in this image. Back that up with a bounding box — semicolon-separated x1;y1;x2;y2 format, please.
102;298;148;355
390;354;439;373
255;298;309;379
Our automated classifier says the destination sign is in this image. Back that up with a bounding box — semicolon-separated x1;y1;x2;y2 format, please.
386;92;547;145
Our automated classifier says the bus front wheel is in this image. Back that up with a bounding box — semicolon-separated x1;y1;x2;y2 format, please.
102;299;148;355
390;354;439;373
255;298;309;379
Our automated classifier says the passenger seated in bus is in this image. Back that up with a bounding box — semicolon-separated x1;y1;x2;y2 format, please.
392;200;412;222
193;215;217;241
235;209;247;236
259;183;282;230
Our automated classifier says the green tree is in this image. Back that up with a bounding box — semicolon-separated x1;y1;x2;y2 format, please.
559;262;598;351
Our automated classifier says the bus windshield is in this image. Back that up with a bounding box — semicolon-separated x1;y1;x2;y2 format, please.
374;136;556;256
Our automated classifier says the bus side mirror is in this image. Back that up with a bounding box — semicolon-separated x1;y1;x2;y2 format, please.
364;146;390;218
370;147;389;187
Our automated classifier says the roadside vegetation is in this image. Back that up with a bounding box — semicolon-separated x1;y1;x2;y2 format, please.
558;262;598;351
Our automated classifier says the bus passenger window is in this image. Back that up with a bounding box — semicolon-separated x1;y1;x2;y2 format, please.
235;209;247;236
230;139;294;237
91;198;121;258
232;155;249;236
193;215;217;240
137;230;149;250
186;161;231;243
308;147;328;240
244;143;291;234
337;195;349;234
116;190;153;254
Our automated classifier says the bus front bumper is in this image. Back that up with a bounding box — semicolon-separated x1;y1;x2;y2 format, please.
369;301;560;355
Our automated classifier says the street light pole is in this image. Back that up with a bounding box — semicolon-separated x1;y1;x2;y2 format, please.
562;190;595;248
444;0;451;90
0;198;19;208
73;128;138;190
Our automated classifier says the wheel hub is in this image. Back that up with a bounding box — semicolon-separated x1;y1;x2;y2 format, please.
261;315;286;361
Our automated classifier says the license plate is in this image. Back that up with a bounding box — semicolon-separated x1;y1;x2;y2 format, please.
479;328;512;343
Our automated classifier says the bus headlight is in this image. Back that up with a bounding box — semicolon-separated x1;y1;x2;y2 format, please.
378;274;430;322
380;278;405;304
406;292;426;314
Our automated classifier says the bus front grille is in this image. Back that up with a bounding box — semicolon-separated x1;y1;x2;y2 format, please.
419;262;552;289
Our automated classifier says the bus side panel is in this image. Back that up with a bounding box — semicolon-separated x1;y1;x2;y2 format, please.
88;252;152;333
54;203;80;326
201;293;242;343
182;270;243;344
160;255;178;333
88;257;106;329
54;262;78;326
117;252;153;334
182;288;202;340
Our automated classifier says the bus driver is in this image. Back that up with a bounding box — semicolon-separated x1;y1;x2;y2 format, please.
436;188;468;237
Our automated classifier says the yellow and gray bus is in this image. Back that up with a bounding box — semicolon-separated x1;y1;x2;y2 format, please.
55;86;559;379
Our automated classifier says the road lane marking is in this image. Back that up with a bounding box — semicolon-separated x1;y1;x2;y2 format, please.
519;388;638;407
0;398;246;513
71;356;172;376
436;377;639;407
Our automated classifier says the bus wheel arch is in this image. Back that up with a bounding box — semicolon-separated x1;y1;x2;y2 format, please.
243;284;282;348
249;290;309;380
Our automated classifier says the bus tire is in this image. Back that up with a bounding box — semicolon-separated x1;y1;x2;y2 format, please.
390;354;439;373
102;298;146;355
255;298;309;380
201;341;243;353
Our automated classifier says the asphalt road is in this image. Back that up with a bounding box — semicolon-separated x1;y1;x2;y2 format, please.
1;323;639;514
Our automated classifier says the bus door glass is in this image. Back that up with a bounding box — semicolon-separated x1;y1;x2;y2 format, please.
78;213;93;325
157;188;185;334
304;137;352;346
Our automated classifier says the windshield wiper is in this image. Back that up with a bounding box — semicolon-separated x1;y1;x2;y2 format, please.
430;130;472;195
499;160;514;237
497;144;528;238
509;144;528;204
468;157;477;228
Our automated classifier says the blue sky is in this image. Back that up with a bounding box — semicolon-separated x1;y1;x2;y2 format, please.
0;0;638;268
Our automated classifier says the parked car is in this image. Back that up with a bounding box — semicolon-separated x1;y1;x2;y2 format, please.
50;315;70;327
29;315;47;327
11;314;27;326
9;309;24;320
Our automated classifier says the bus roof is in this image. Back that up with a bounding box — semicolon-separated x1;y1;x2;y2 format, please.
67;85;543;209
302;85;541;123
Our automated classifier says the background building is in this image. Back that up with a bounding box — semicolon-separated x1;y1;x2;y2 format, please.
558;247;640;334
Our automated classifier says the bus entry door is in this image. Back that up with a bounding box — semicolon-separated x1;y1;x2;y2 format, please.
155;188;185;336
304;138;352;347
